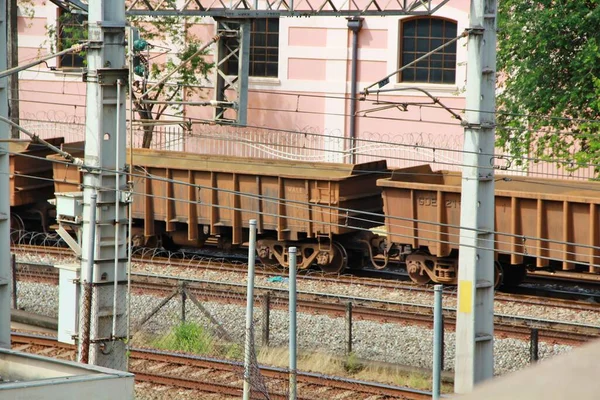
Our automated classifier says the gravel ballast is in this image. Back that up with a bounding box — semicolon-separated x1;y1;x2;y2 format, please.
16;276;575;376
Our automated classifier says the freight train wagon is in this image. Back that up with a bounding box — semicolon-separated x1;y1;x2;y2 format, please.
9;138;66;231
51;147;388;273
378;164;600;286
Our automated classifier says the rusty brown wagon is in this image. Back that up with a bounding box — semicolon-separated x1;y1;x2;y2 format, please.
9;138;67;231
378;164;600;285
51;147;388;273
131;149;387;273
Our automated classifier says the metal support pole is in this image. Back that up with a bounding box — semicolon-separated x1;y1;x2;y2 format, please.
79;191;97;364
0;0;11;350
261;292;270;347
433;285;443;400
530;328;539;363
7;0;19;139
11;254;17;309
81;0;128;370
454;0;497;393
441;314;445;371
181;285;187;324
289;247;298;400
347;17;363;164
345;301;353;355
242;219;257;400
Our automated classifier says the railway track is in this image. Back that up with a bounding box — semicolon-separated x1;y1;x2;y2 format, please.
14;243;600;312
11;332;431;399
14;259;600;345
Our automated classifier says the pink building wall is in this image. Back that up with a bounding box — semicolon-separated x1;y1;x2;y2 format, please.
16;1;475;169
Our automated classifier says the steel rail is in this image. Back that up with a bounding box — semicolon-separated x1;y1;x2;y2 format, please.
14;260;600;344
11;333;431;400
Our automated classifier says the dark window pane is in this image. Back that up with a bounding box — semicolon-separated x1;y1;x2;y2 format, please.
403;38;415;51
442;69;455;83
416;19;430;36
447;41;457;53
255;19;266;32
403;53;415;63
431;53;442;61
253;48;266;59
403;20;416;36
431;38;443;49
416;68;428;81
402;68;415;81
416;60;428;68
266;63;278;77
267;34;278;47
443;56;456;69
431;59;442;68
254;33;266;47
417;38;429;52
430;69;442;82
253;63;266;76
446;22;457;37
431;19;443;37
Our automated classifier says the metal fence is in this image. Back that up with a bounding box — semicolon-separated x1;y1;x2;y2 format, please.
19;117;598;180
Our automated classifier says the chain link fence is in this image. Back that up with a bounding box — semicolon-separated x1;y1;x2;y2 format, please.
127;279;288;397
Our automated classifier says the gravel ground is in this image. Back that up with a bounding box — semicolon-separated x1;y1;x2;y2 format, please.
16;278;574;376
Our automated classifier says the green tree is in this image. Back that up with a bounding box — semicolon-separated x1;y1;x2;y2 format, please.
129;16;213;148
42;8;213;148
497;1;600;173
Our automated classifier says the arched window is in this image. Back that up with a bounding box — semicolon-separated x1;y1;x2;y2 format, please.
399;17;457;84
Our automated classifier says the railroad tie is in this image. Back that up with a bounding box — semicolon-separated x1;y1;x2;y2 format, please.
332;390;357;399
11;344;31;352
169;365;191;375
147;362;170;371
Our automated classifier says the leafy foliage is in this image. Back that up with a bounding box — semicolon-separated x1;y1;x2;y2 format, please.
42;8;214;148
497;1;600;173
155;322;215;354
153;322;242;359
129;16;214;148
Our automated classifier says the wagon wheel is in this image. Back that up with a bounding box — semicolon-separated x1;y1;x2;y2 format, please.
494;261;504;289
406;258;431;284
320;242;348;274
256;239;280;267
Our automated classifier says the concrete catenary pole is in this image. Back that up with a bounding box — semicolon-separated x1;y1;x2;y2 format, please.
242;219;257;400
79;0;129;370
289;247;298;400
0;0;11;350
454;0;497;393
